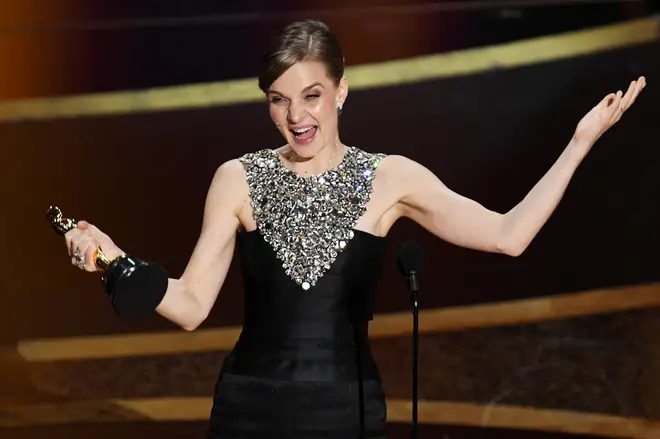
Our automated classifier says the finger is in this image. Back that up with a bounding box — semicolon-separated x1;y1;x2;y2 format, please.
70;247;83;269
65;235;74;256
600;92;620;118
65;227;88;256
73;237;99;271
70;233;92;257
625;78;645;109
68;231;87;257
83;243;99;272
619;76;646;111
619;80;637;110
607;90;623;123
70;232;88;256
71;250;85;270
64;227;80;245
598;93;617;109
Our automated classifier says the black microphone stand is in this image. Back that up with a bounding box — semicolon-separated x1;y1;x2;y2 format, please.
408;270;420;439
397;240;423;439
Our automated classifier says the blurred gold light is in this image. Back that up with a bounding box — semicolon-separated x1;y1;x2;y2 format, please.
0;0;88;100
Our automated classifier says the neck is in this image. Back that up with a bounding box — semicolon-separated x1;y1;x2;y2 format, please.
287;140;345;176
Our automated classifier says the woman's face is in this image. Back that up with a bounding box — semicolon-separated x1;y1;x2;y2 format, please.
267;60;347;158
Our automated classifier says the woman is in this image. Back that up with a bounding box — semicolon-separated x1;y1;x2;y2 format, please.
64;19;644;439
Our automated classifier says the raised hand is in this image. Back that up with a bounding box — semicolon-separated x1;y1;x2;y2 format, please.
572;76;646;152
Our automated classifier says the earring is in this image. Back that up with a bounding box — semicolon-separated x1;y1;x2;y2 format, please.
337;101;344;111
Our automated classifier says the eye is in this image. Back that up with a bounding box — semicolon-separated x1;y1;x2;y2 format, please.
270;97;284;104
305;94;320;100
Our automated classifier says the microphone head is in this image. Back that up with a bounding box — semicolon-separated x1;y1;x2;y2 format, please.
397;240;423;276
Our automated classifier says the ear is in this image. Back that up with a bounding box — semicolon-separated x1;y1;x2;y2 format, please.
336;76;349;106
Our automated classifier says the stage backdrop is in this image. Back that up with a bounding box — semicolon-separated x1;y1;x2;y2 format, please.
0;12;658;439
0;0;654;99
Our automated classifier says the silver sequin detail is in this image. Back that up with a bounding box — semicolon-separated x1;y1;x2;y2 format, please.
240;147;385;290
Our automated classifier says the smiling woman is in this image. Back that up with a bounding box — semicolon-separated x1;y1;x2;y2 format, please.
261;20;347;165
268;64;342;153
59;17;646;439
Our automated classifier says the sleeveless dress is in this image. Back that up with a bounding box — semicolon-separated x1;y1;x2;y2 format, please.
208;147;388;439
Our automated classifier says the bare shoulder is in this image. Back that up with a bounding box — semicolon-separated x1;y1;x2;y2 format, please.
211;158;247;191
378;154;417;173
377;154;428;187
376;154;443;206
372;155;418;201
205;158;249;215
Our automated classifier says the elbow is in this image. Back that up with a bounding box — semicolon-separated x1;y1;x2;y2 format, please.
173;282;211;331
503;245;525;258
179;308;210;332
496;238;527;258
180;317;205;332
181;322;201;332
495;218;528;257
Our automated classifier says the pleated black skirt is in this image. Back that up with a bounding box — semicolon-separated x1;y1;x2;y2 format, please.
207;373;387;439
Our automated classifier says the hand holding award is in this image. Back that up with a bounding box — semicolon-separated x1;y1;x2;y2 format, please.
46;206;169;318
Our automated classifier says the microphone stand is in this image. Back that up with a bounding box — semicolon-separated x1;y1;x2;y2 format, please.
397;240;423;439
408;270;420;439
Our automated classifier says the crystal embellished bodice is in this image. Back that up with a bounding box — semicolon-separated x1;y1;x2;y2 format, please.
239;146;386;290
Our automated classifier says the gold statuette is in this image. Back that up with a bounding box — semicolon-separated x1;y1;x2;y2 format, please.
46;206;77;235
46;205;114;271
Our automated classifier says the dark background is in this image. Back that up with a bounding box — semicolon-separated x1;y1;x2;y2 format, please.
0;1;658;438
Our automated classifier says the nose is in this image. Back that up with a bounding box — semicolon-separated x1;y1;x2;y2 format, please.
286;100;305;124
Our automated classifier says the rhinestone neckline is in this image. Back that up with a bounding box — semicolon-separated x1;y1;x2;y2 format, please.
276;146;347;180
240;146;386;290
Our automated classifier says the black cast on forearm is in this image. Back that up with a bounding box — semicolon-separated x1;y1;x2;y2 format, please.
103;255;169;319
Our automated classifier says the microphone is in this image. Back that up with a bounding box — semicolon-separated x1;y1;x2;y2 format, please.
397;240;423;293
396;240;423;439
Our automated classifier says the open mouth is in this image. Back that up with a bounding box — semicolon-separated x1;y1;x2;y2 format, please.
290;126;318;143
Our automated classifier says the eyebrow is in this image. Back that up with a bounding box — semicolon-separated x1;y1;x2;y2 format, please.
268;82;324;97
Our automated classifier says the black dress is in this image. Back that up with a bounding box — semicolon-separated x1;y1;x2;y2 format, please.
208;147;389;438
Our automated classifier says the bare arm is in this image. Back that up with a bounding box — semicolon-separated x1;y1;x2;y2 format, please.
155;159;245;330
389;143;583;257
83;159;246;330
389;79;645;256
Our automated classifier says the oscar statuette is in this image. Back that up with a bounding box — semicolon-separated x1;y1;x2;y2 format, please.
46;206;169;318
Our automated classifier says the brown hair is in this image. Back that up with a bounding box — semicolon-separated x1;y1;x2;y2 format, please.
258;20;345;93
